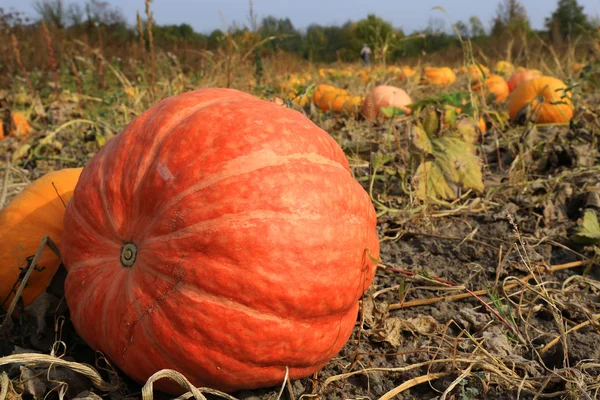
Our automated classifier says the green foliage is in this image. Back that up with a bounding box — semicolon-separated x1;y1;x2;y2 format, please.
545;0;590;40
409;107;485;201
572;210;600;245
380;106;407;118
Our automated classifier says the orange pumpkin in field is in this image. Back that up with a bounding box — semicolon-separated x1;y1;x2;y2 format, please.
59;88;380;393
0;168;83;309
422;67;456;85
460;64;490;79
312;84;361;114
508;76;573;124
362;85;412;121
0;112;32;140
471;74;509;102
507;69;542;92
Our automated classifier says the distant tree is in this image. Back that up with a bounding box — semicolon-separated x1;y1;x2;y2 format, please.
491;0;530;36
259;16;302;52
545;0;590;40
178;23;194;39
66;2;84;26
469;16;486;37
426;16;447;34
356;14;397;64
208;29;225;48
453;20;470;38
84;0;125;26
34;0;65;28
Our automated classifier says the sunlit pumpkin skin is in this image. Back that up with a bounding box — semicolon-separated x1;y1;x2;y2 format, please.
508;76;573;124
507;69;542;92
471;74;509;102
0;168;82;309
60;88;380;394
1;112;32;140
478;116;487;133
398;65;417;80
495;61;515;77
573;63;586;73
460;64;490;79
362;85;412;121
422;67;456;85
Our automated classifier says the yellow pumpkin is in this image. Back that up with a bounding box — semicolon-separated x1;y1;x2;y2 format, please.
495;61;515;77
471;74;510;102
508;76;573;124
0;168;83;309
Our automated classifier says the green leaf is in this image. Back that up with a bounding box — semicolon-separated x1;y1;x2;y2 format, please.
572;210;600;245
409;125;433;154
422;109;440;136
414;161;457;200
411;117;484;201
380;106;407;118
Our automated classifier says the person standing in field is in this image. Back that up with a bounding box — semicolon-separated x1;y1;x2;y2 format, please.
360;43;372;67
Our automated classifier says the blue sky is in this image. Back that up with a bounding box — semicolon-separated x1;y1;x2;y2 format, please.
4;0;600;34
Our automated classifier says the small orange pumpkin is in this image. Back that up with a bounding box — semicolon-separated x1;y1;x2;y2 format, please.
362;85;412;121
1;112;32;140
508;76;573;124
507;69;542;92
0;168;83;309
471;74;509;102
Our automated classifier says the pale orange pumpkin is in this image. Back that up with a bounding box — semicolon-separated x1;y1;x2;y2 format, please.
362;85;412;121
471;74;509;102
508;76;573;124
507;69;542;92
0;168;83;309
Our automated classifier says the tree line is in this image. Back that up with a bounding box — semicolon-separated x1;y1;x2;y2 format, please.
5;0;599;63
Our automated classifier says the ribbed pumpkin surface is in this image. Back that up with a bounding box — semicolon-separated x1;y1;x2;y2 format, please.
61;88;380;393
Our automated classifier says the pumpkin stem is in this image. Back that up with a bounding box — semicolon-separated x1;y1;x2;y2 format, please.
120;243;138;268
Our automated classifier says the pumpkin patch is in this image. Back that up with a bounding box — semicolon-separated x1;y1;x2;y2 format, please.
2;4;599;398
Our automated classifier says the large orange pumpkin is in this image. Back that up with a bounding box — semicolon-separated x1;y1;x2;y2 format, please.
508;76;573;124
0;168;82;309
507;69;542;92
362;85;412;120
471;74;509;102
60;88;380;393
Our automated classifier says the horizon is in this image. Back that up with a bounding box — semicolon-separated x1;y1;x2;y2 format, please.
3;0;600;35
